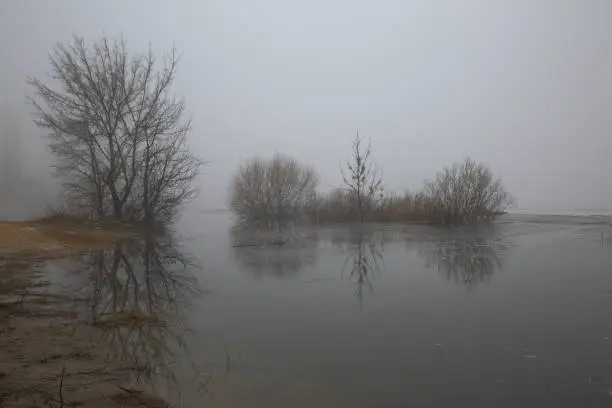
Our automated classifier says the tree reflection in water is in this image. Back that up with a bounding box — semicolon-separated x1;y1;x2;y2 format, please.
413;225;511;288
231;228;319;279
232;223;511;292
601;224;612;250
72;233;201;395
332;227;388;308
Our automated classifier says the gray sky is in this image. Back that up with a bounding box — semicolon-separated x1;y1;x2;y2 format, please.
1;0;612;214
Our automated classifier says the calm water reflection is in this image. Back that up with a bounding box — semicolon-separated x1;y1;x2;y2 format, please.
414;225;512;288
51;233;213;402
231;228;320;279
177;214;612;407
51;214;612;407
332;228;387;307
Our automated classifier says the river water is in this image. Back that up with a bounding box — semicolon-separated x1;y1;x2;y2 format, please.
49;213;612;407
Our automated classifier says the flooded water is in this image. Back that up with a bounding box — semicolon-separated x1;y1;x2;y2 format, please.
49;213;612;407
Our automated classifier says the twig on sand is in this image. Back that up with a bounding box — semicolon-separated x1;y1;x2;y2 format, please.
58;366;65;408
117;384;144;394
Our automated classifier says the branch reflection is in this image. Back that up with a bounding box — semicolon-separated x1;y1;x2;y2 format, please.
231;228;319;279
414;226;511;288
332;227;388;308
74;234;201;391
601;224;612;250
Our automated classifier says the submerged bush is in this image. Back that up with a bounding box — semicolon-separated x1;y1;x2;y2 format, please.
229;154;318;229
423;157;512;224
306;158;511;226
373;191;440;223
229;150;512;228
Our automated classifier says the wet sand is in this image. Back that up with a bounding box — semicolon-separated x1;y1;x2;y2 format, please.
0;221;170;408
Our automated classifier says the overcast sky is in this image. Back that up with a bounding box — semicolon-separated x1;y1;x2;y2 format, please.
1;0;612;214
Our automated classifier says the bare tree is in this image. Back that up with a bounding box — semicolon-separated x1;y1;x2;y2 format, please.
230;154;318;229
28;36;201;224
424;157;512;225
341;131;383;223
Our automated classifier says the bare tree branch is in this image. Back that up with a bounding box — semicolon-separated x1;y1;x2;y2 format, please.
29;35;201;224
340;131;383;223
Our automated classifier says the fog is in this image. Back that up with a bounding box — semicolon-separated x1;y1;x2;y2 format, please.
1;0;612;219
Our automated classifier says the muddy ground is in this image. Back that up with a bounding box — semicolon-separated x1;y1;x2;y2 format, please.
0;220;169;408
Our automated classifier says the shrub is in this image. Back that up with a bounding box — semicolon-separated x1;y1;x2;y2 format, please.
423;157;512;224
229;154;318;229
313;158;511;226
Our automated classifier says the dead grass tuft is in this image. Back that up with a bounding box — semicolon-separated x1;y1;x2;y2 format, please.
110;389;170;408
94;311;163;328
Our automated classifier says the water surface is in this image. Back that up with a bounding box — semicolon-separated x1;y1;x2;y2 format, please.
54;214;612;407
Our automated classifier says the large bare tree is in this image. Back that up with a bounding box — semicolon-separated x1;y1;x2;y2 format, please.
341;132;383;223
230;154;318;229
29;36;201;223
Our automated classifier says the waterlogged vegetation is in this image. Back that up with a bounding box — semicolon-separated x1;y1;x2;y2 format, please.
3;33;612;408
230;133;513;229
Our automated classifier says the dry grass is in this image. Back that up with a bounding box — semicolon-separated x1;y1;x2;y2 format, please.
0;217;140;259
93;311;163;328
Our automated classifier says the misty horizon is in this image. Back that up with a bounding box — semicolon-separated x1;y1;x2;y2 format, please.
2;1;612;219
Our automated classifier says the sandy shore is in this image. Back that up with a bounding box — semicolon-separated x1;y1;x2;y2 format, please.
0;220;170;408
